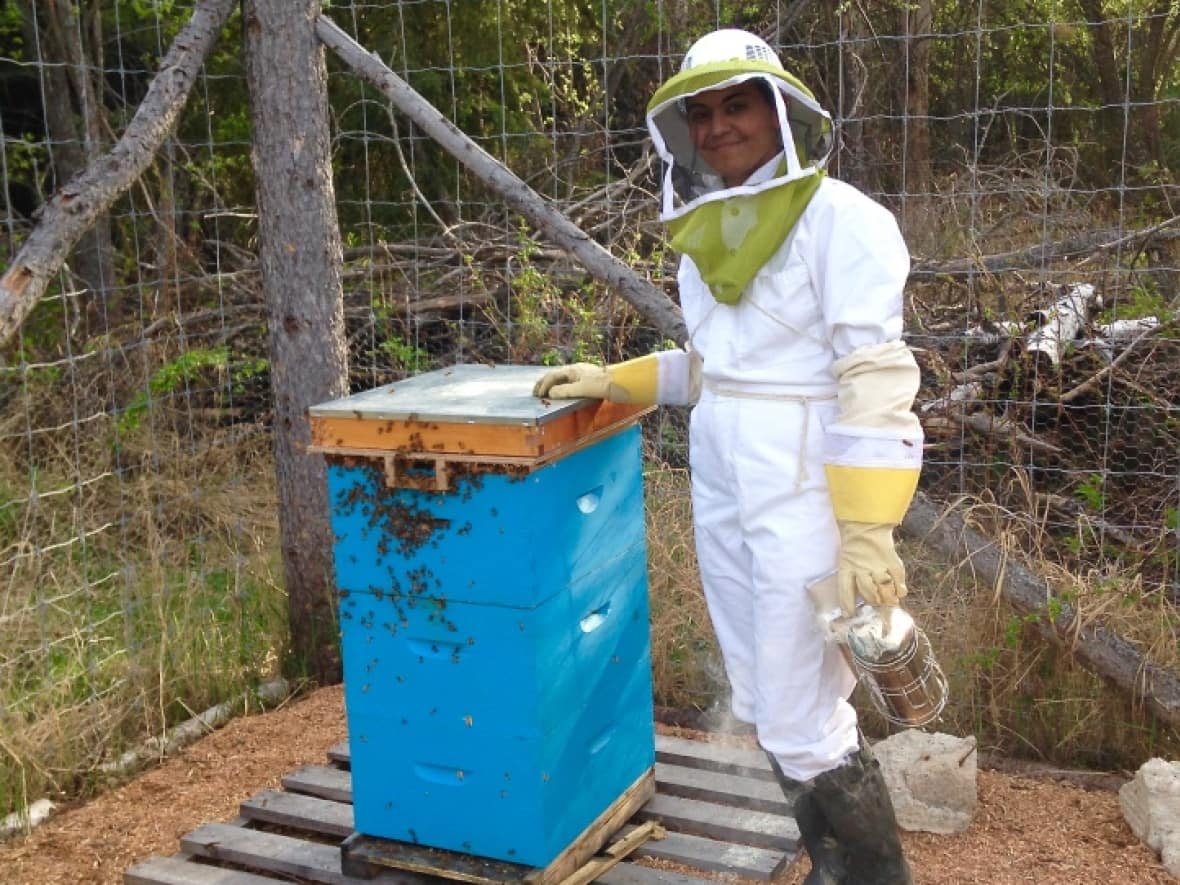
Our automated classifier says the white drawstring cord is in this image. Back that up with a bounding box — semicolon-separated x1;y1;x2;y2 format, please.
702;379;835;493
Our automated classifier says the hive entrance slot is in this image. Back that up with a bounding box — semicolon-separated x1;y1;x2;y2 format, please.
383;454;452;491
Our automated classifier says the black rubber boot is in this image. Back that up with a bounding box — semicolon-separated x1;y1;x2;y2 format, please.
766;754;845;884
807;742;914;885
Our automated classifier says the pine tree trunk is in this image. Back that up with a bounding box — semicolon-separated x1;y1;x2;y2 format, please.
21;0;116;309
903;0;932;199
836;6;874;191
242;0;348;684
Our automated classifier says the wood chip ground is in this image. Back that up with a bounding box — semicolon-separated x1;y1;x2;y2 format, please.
0;684;1172;884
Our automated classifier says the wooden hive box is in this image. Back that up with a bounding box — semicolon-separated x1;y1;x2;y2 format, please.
309;364;657;876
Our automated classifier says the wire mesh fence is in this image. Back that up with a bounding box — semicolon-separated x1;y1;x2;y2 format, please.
0;0;1177;817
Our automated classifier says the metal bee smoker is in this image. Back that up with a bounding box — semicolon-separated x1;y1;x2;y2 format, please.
808;575;948;728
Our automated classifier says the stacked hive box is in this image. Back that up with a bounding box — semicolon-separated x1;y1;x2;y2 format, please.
309;364;656;873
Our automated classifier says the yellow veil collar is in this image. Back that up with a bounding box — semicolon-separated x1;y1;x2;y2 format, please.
668;158;823;305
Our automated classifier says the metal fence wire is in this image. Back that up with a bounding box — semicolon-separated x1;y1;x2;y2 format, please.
0;0;1177;818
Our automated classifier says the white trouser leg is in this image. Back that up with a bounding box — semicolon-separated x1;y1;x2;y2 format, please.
690;393;859;782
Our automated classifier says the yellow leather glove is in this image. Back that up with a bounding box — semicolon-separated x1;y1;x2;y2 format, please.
532;355;658;405
836;521;908;617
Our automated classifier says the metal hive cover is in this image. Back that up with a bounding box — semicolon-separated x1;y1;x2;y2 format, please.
308;363;588;426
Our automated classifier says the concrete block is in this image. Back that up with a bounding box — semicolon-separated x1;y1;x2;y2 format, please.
1120;758;1180;878
875;730;977;834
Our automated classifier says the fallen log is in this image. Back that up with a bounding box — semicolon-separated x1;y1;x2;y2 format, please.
901;492;1180;735
921;413;1063;455
919;381;984;414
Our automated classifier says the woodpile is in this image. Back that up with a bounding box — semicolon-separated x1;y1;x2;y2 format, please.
914;279;1178;601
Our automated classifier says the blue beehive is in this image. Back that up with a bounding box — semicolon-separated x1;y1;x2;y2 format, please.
310;365;656;870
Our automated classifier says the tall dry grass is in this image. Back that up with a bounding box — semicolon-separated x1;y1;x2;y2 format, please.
896;499;1180;769
0;366;288;817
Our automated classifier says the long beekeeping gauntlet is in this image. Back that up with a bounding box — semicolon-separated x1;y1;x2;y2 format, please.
824;341;923;616
835;521;907;616
533;354;660;405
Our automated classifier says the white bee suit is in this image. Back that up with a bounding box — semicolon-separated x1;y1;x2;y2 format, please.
529;27;924;787
651;169;917;782
534;29;919;879
598;30;925;881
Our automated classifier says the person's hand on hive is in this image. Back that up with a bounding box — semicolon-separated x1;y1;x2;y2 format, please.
532;355;659;405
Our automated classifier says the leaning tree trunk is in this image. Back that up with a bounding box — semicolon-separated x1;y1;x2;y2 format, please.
314;15;688;346
242;0;348;684
0;0;235;351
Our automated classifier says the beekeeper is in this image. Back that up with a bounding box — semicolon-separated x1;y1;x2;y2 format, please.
534;28;921;884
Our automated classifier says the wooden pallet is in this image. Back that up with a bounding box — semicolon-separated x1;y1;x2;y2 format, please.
124;734;801;885
338;769;657;884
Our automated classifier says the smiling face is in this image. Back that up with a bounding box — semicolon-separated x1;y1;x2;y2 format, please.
685;81;783;187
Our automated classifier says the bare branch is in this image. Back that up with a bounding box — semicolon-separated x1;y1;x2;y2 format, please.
1059;322;1162;404
910;215;1180;279
922;413;1064;455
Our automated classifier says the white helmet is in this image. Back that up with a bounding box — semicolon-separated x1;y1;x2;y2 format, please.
646;28;833;219
681;28;780;71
